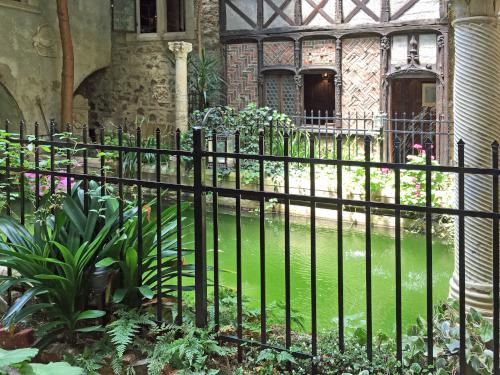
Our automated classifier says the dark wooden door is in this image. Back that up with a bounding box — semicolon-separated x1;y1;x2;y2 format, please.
304;74;335;115
390;78;435;116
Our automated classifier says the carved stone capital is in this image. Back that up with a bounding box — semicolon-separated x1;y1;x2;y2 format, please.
294;74;303;88
381;36;390;51
168;41;193;59
437;35;445;49
258;74;265;87
334;75;342;88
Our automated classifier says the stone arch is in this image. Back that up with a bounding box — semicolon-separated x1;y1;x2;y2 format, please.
74;67;112;134
0;82;23;128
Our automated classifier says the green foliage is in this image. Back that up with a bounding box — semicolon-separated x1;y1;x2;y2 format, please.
188;49;224;111
405;300;494;374
254;349;296;374
0;183;138;341
0;347;83;375
106;309;155;360
145;323;234;375
96;199;193;307
401;146;452;208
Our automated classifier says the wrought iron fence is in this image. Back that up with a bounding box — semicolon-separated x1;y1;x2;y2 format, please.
195;109;453;165
0;116;496;375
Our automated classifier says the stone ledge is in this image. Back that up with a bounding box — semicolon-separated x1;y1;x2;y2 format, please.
0;0;40;14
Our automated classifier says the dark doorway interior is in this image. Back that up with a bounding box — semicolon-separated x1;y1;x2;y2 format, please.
140;0;157;33
390;78;436;116
303;73;335;116
167;0;186;32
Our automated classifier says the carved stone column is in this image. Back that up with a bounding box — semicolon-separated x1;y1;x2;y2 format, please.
335;38;342;125
169;41;193;132
335;0;343;23
449;0;500;317
380;36;390;115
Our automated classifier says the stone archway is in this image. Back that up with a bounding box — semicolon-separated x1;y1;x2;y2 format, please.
0;83;23;127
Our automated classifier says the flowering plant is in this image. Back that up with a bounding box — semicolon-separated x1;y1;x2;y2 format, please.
24;173;75;196
400;144;452;207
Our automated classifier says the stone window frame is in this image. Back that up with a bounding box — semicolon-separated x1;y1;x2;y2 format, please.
0;0;40;14
128;0;194;42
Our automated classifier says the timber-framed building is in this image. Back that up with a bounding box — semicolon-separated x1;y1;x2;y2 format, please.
219;0;449;120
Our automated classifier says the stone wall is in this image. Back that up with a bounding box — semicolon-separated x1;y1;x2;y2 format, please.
76;37;176;138
342;37;381;116
0;0;111;131
77;0;221;137
226;43;259;110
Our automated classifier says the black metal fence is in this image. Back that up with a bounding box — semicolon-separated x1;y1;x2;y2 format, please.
192;109;453;165
0;117;496;375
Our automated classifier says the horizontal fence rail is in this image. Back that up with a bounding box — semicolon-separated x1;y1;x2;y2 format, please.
0;117;494;374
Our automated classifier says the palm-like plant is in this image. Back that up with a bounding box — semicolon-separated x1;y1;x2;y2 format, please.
0;215;109;342
0;183;127;342
97;200;194;307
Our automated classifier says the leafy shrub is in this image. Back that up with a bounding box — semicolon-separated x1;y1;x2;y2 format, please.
0;347;83;375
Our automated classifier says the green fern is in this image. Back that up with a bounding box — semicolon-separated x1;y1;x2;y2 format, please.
146;324;234;375
107;310;155;358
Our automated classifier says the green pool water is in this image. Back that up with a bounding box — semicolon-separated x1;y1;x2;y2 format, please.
194;209;454;335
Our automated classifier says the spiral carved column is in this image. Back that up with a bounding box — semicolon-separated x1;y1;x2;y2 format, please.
449;16;500;317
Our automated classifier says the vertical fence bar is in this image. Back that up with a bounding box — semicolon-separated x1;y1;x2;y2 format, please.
394;137;403;371
284;131;292;353
100;126;106;198
337;134;345;352
34;123;40;209
5;121;10;217
258;130;267;344
492;140;499;375
425;140;434;368
19;121;25;225
193;126;207;328
83;125;89;214
212;129;219;330
136;128;143;292
4;120;11;306
155;128;162;321
118;126;124;228
457;140;466;372
176;129;183;324
310;136;317;374
235;130;243;361
66;123;72;196
364;136;373;360
50;120;56;195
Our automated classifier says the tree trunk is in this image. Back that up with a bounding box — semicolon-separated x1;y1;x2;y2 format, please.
56;0;74;128
196;0;203;56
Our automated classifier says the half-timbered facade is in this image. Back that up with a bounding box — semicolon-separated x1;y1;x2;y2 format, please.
220;0;449;119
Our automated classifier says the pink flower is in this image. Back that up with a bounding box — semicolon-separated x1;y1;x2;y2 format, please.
381;167;390;174
413;144;423;150
416;191;421;198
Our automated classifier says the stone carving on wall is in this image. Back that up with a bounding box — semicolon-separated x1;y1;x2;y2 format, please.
32;24;57;58
152;84;170;104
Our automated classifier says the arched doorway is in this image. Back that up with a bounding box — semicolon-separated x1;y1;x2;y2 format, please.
0;83;23;127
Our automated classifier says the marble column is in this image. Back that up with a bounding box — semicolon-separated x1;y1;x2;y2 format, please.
168;41;193;132
449;0;500;317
